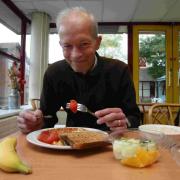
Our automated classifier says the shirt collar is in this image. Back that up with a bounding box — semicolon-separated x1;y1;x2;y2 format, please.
67;55;99;76
91;55;97;71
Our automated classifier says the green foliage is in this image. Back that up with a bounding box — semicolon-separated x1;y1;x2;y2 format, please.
100;34;119;48
98;34;125;59
139;34;166;79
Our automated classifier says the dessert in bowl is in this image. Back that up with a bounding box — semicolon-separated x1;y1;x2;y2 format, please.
112;130;160;168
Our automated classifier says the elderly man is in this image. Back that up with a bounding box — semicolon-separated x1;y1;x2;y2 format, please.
17;7;140;136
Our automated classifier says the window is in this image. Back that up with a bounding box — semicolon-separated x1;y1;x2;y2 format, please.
0;23;21;58
48;26;128;64
98;33;128;64
0;23;30;107
48;34;64;64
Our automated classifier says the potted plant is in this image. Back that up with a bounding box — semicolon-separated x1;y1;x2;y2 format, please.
8;62;25;109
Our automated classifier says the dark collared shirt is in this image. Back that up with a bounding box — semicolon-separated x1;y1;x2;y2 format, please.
40;54;140;131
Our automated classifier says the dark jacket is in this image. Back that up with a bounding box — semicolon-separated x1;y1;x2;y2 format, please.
40;54;140;131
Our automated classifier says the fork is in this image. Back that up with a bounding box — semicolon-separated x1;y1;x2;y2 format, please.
66;103;96;117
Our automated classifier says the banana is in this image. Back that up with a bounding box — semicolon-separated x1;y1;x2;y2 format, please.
0;137;32;174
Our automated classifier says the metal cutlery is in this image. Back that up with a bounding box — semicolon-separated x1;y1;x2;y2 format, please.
66;103;96;117
43;115;53;119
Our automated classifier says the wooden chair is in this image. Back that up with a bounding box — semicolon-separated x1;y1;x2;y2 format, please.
148;103;180;125
30;98;40;110
137;103;155;124
137;103;154;114
30;98;66;125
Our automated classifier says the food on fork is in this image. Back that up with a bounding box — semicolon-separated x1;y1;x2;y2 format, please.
113;138;160;168
69;99;78;113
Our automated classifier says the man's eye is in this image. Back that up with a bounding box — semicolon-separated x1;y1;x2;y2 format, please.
62;45;72;49
80;43;90;48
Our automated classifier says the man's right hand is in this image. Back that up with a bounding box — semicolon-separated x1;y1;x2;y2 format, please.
17;109;44;134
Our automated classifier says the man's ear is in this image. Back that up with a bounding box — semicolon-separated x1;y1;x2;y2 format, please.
95;36;102;50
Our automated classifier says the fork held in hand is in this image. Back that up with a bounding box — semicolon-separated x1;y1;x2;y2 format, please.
66;103;96;117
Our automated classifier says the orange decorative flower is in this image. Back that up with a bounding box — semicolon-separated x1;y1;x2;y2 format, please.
8;62;25;92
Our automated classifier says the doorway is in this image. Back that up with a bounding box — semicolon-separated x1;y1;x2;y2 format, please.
133;25;180;103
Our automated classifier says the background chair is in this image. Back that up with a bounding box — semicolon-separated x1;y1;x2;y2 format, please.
137;103;155;124
30;98;40;110
30;98;67;125
147;103;180;125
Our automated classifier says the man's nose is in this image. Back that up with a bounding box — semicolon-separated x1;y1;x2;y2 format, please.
71;47;82;58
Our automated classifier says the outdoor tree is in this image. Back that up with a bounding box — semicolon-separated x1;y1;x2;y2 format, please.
98;34;126;61
139;34;166;79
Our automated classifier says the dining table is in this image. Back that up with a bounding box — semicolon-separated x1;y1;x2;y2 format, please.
0;130;180;180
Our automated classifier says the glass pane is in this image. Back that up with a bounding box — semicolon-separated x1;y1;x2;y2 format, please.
0;58;20;108
139;32;166;103
48;33;128;64
49;34;64;64
178;31;180;103
24;63;30;105
0;23;21;59
98;34;128;64
24;35;31;104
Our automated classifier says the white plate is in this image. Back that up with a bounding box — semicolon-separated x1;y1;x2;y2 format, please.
139;124;180;135
26;127;108;150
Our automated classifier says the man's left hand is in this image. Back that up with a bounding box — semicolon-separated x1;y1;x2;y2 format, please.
95;108;128;137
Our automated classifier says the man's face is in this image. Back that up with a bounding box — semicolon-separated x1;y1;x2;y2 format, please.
59;20;101;74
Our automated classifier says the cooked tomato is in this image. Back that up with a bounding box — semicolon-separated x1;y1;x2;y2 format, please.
38;130;59;144
46;130;59;144
37;130;49;143
70;99;78;113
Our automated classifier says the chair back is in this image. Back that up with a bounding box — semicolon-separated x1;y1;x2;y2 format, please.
137;103;154;113
31;98;40;110
137;103;155;124
148;103;180;125
30;99;67;125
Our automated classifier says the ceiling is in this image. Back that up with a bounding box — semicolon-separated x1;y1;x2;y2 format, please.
1;0;180;34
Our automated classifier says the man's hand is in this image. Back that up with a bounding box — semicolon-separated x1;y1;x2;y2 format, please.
95;108;128;137
17;109;44;134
